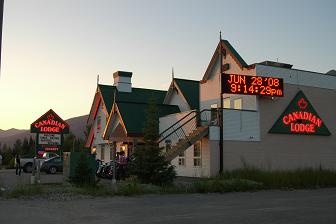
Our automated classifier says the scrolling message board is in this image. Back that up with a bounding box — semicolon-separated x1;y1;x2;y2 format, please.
221;74;284;97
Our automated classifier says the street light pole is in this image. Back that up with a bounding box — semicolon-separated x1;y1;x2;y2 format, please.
110;142;117;190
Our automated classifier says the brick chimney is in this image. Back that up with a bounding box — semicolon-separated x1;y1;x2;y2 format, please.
113;71;132;92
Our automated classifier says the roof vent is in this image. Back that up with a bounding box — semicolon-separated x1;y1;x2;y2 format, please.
113;71;132;92
259;61;293;69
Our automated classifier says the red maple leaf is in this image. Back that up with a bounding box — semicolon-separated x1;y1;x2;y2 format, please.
297;98;308;110
47;114;54;120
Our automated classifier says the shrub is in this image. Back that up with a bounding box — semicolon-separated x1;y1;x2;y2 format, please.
71;152;95;187
131;99;176;186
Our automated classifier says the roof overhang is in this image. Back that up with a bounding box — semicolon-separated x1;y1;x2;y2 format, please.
103;103;128;141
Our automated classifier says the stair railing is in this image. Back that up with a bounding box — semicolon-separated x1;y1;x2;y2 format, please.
158;109;219;149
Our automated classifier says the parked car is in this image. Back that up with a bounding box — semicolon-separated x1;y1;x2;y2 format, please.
40;156;63;174
21;152;59;173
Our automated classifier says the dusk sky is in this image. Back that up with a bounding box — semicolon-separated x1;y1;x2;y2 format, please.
0;0;335;130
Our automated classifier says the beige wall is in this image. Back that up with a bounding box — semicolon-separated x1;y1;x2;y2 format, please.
222;84;336;170
173;138;211;177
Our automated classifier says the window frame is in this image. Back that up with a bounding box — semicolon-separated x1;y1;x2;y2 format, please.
193;141;202;167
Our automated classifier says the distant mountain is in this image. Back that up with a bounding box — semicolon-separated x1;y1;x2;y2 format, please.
0;114;89;146
0;128;27;138
66;114;89;139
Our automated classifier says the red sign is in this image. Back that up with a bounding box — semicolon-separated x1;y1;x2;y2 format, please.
31;109;69;134
269;91;330;135
221;74;284;97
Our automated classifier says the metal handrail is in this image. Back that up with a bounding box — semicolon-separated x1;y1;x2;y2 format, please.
158;109;215;145
159;110;196;138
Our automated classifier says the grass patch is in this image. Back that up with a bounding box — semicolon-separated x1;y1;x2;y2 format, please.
7;185;43;198
73;181;151;197
191;179;263;193
73;185;115;197
220;167;336;189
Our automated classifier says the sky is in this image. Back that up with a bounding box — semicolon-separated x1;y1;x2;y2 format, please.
0;0;335;130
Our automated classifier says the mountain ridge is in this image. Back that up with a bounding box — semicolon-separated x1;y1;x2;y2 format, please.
0;114;89;146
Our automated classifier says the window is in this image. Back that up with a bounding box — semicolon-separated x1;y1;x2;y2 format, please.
97;115;101;131
91;147;97;155
101;145;105;161
165;139;172;153
223;98;231;108
178;151;185;166
193;141;201;167
210;104;218;125
234;98;242;110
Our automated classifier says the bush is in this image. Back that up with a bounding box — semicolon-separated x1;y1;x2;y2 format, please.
220;167;336;189
131;99;176;185
71;152;96;187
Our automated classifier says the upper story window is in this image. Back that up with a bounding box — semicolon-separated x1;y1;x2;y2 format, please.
234;98;242;110
223;98;231;108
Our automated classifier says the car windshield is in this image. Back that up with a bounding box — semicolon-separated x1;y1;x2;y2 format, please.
44;156;60;162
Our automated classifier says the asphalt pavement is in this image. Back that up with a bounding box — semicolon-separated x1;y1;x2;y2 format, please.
0;187;335;224
0;168;63;189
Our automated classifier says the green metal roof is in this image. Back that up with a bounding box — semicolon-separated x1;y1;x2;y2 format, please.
174;78;200;110
98;84;167;113
222;40;248;67
117;102;180;135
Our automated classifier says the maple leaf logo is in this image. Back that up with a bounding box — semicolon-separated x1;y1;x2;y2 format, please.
47;114;54;120
297;98;308;110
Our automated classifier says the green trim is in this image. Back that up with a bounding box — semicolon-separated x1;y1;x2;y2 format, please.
98;85;167;114
269;91;331;136
174;78;200;110
223;40;248;67
117;102;180;135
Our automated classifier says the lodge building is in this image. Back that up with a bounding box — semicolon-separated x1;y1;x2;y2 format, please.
85;40;336;177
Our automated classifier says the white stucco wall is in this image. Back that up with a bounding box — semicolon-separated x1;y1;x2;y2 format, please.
92;102;110;160
165;89;191;112
256;64;336;90
172;138;211;177
223;109;260;141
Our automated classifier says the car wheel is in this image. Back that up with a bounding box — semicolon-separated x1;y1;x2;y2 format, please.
24;163;33;173
49;166;57;174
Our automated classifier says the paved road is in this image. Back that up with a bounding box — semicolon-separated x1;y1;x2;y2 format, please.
0;169;62;188
1;188;335;224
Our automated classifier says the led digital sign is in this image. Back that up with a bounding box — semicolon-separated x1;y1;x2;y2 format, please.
221;74;284;97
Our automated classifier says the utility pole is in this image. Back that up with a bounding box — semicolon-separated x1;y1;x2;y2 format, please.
219;31;224;173
0;0;4;77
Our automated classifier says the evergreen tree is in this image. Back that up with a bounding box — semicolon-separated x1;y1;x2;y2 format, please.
71;152;95;187
22;137;30;155
132;98;176;185
63;132;76;152
13;139;22;155
28;136;35;152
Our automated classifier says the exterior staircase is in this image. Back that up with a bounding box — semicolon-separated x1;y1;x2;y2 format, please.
158;109;218;161
164;125;209;161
